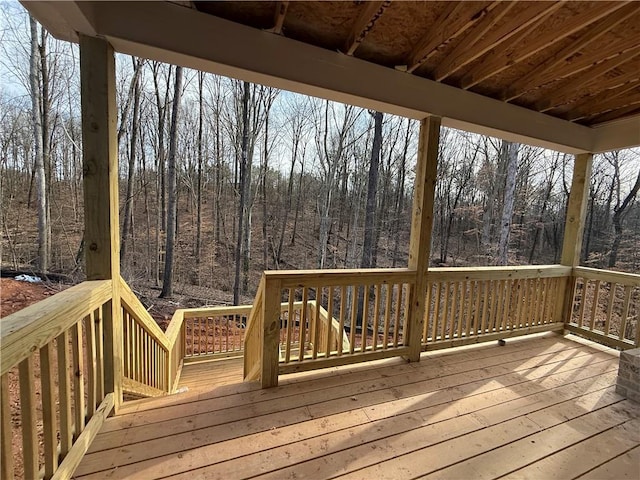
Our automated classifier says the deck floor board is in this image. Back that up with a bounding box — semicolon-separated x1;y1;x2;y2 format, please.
74;333;640;480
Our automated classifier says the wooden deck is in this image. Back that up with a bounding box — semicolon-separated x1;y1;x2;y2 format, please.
74;333;640;480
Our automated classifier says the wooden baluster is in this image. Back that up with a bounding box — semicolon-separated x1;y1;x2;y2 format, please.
422;282;432;343
96;306;105;401
299;287;309;361
619;285;632;340
372;284;381;350
71;322;85;436
465;281;474;337
521;279;531;327
395;283;404;347
86;313;97;416
604;283;615;335
431;282;441;342
534;278;545;325
284;289;294;363
225;315;229;354
456;282;467;338
447;282;458;340
504;279;514;330
339;286;347;356
56;330;73;460
312;287;321;359
402;284;412;346
473;280;482;335
0;373;13;480
19;356;38;480
441;282;450;340
326;286;334;358
122;310;129;378
361;284;370;352
384;283;393;350
480;280;490;334
589;280;601;331
495;280;506;332
40;342;58;478
577;279;588;328
349;285;358;354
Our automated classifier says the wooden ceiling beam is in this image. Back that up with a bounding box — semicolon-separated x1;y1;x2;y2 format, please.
461;2;630;90
343;0;391;56
502;4;639;102
576;91;640;123
270;1;289;35
564;82;640;121
534;49;640;112
540;68;640;114
433;2;538;82
405;2;485;74
587;105;640;126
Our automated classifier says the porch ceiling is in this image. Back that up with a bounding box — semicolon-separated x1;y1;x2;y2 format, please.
22;1;640;153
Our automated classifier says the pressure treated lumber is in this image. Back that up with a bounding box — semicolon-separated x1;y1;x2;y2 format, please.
407;116;440;361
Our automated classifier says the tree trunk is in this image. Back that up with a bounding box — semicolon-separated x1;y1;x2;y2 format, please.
195;72;204;266
361;111;383;269
497;141;519;265
609;168;640;268
121;58;142;263
160;66;183;298
233;81;250;305
29;17;48;272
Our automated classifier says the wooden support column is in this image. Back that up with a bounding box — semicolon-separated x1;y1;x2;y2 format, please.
80;35;122;411
261;278;282;388
557;153;593;325
406;116;441;362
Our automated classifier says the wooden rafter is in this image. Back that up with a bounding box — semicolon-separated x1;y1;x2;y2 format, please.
586;104;640;125
270;1;289;35
568;89;640;122
432;2;521;81
534;49;640;112
461;2;629;89
563;82;640;121
405;2;484;74
518;38;640;100
343;0;391;56
502;4;640;102
540;68;640;113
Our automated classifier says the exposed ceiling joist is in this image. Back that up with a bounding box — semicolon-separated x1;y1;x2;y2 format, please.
502;4;639;102
564;82;640;121
590;105;640;127
542;69;640;113
432;2;519;81
270;1;289;35
571;90;640;122
343;1;391;56
405;2;479;74
535;49;640;112
461;2;629;89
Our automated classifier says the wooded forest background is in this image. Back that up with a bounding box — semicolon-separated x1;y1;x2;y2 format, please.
1;6;639;306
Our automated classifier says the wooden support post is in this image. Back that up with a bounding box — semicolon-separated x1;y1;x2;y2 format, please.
406;116;441;361
557;153;593;327
261;278;282;388
80;35;123;412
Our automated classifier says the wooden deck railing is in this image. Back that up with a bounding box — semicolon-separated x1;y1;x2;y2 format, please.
423;265;571;349
243;268;416;386
1;280;114;480
120;280;171;396
567;267;640;350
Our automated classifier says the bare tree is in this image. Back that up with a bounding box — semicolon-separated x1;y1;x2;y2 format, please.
160;65;183;298
497;141;520;265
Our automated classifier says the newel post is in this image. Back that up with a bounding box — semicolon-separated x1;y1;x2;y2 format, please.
261;277;282;388
557;153;593;326
80;35;123;411
406;116;441;362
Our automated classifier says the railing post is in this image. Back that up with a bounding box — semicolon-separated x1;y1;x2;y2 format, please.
557;153;593;328
406;116;441;361
80;35;122;412
261;277;282;388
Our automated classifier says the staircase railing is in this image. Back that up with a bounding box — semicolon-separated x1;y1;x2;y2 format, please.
1;280;114;480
